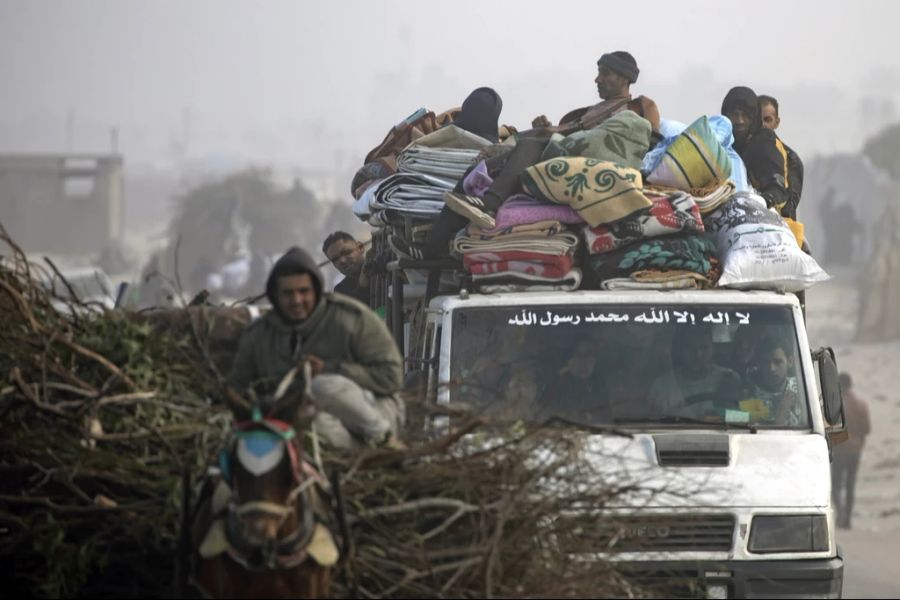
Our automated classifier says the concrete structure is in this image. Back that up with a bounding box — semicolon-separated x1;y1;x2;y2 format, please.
0;153;124;254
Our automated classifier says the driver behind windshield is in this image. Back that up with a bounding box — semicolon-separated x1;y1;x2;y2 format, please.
649;325;741;420
539;339;610;423
740;336;805;426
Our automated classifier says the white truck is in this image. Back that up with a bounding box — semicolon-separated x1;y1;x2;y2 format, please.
404;286;846;598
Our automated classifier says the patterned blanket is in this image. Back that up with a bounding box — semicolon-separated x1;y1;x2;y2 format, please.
588;233;718;281
600;270;710;290
452;222;580;255
582;192;704;255
487;195;584;230
463;249;573;265
646;116;732;191
522;158;651;227
557;110;653;171
472;268;583;292
467;258;574;279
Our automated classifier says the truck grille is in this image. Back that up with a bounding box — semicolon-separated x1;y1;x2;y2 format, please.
594;514;735;552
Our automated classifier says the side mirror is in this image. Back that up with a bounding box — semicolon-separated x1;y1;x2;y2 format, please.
813;347;847;442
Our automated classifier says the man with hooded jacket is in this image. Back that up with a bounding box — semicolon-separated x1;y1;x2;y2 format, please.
721;86;798;219
228;246;405;450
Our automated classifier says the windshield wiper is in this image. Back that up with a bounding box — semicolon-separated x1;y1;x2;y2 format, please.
541;415;633;438
615;416;758;433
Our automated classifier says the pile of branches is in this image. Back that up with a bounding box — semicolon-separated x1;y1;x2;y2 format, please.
1;224;671;598
0;225;231;597
330;422;656;599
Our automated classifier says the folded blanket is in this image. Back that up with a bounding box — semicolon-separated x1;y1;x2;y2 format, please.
600;269;710;290
600;275;705;290
484;195;584;231
522;158;651;227
647;116;732;190
557;110;652;171
589;234;718;281
398;124;492;152
453;225;580;255
466;220;567;238
397;145;483;181
371;172;456;218
691;180;736;214
631;269;711;284
463;249;573;265
467;259;573;279
583;192;704;254
472;268;583;292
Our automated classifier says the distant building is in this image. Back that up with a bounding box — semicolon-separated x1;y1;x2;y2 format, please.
0;153;124;254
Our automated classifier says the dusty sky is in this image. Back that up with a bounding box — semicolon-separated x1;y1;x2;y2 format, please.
2;0;899;170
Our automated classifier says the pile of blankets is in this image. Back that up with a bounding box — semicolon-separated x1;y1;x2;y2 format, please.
353;124;491;229
453;215;582;292
349;105;828;294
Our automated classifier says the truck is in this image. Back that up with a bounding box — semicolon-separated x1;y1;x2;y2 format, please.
385;267;846;598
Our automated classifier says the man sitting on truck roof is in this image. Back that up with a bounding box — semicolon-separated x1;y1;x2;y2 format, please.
423;51;660;253
532;51;661;134
648;326;741;420
228;246;406;451
758;94;805;222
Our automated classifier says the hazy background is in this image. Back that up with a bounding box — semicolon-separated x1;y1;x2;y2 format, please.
2;0;899;289
3;0;898;168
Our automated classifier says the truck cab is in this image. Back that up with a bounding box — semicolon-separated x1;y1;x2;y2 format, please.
412;287;846;598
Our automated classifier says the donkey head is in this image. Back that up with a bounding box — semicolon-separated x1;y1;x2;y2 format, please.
221;365;317;551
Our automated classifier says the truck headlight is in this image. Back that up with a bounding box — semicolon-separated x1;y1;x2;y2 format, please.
748;515;828;553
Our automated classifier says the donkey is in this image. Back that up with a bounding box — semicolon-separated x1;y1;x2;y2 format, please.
190;365;339;598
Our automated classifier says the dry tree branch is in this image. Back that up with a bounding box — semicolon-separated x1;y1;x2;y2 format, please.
11;367;72;418
0;494;156;514
55;336;137;390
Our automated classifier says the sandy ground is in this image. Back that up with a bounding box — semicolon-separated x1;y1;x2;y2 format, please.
806;266;900;597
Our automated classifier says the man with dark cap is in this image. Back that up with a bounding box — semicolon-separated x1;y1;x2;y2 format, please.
228;246;405;450
439;51;660;234
721;86;797;219
533;51;660;133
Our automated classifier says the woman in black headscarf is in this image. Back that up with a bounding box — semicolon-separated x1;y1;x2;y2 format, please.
451;87;503;143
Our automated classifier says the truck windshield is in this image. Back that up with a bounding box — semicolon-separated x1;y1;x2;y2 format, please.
449;304;810;430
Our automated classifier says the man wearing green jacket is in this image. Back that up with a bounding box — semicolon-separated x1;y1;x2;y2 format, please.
229;246;405;450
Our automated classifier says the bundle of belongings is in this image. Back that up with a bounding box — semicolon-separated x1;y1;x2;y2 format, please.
515;115;731;290
351;88;504;259
349;86;829;294
703;192;828;291
453;215;583;292
442;110;663;291
363;126;491;226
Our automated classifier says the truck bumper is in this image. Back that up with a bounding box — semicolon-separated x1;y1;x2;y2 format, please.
620;554;843;599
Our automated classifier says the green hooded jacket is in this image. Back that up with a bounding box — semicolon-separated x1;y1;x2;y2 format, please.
228;247;402;397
